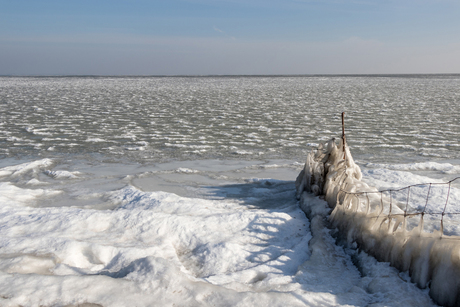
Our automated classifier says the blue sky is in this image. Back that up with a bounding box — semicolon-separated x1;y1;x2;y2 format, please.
1;0;459;75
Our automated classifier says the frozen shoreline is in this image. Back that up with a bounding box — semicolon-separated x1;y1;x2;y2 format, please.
0;157;440;306
2;75;459;305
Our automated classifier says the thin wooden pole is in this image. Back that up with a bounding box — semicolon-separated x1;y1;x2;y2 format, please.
342;112;346;160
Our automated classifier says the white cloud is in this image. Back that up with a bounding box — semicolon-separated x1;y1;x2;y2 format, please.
213;26;224;33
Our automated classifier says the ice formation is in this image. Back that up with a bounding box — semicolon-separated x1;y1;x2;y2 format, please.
296;138;460;306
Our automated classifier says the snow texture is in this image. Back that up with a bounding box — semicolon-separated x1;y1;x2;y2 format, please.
0;157;437;306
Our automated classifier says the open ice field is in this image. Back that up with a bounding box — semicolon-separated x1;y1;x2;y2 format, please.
0;75;459;306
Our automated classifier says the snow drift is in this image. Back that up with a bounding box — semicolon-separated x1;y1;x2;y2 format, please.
296;138;460;306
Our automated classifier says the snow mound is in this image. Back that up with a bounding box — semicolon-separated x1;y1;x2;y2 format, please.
0;158;54;178
44;170;82;179
0;182;62;207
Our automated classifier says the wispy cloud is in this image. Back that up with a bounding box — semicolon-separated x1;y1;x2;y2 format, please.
213;26;236;40
213;26;224;33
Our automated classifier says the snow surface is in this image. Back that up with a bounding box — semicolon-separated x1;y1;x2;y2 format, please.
0;158;438;306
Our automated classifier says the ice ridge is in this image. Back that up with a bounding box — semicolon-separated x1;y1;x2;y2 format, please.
296;138;460;307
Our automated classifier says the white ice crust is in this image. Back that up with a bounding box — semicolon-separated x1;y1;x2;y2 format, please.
296;138;460;306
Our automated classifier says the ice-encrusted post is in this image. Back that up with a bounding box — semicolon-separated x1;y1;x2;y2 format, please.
342;112;346;160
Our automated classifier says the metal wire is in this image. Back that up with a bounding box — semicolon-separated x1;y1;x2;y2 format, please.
337;177;460;237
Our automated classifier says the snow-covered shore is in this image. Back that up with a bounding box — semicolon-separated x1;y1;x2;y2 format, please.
0;158;438;306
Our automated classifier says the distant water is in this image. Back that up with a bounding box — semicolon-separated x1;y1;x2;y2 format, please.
1;75;459;165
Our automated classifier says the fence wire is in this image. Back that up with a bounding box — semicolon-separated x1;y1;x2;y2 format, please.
338;177;460;237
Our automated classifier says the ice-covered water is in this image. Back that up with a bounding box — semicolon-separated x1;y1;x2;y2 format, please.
1;75;459;306
1;75;459;163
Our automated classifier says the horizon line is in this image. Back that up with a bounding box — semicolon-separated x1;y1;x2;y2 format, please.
1;73;460;78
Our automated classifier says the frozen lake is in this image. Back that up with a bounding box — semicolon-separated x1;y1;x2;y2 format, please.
1;75;459;306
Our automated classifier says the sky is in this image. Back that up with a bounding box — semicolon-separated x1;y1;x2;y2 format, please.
1;0;459;75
